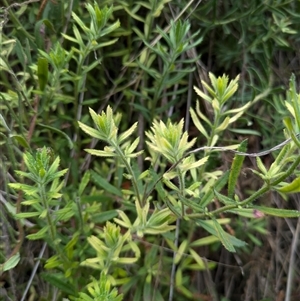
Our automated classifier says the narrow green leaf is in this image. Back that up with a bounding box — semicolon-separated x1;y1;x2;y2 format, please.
283;116;294;133
90;170;122;197
0;57;11;73
223;75;239;103
125;137;140;155
214;190;236;205
3;253;20;271
38;124;74;149
34;21;45;47
144;225;176;235
82;59;102;74
44;255;60;270
196;101;213;128
0;113;10;132
79;171;90;196
138;170;149;181
47;156;60;175
285;102;294;118
41;272;76;296
10;134;30;149
272;143;290;167
189;248;205;269
72;11;90;33
190;236;219;247
92;210;118;223
289;74;300;131
148;208;174;225
43;19;56;33
253;206;300;218
178;194;204;213
78;121;106;141
72;24;84;47
64;232;79;260
277;177;300;193
39;209;48;219
9;182;37;195
190;107;209;138
55;205;75;222
203;78;217;99
215;116;230;133
15;39;26;67
199;170;230;207
100;19;120;36
247;232;262;246
174;240;188;264
93;38;119;49
228;140;247;198
283;117;300;148
61;33;79;44
210;134;219;147
194;86;213;103
163;177;179;191
165;196;181;217
187;181;202;192
87;235;104;252
114;210;132;228
256;156;268;174
212;218;236;252
228;128;261;136
228;208;260;218
14;212;40;219
226;98;250;114
291;131;300;148
84;149;116;157
197;219;247;249
37;57;48;91
22;36;32;63
26;226;49;240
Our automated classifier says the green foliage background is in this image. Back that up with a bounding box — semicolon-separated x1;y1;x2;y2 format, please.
1;1;300;300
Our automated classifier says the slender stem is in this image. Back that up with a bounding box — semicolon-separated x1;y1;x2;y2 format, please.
39;182;68;262
113;142;143;206
169;167;185;301
60;0;74;44
39;183;56;241
169;218;180;301
75;196;84;232
198;110;221;178
191;154;300;219
74;41;92;106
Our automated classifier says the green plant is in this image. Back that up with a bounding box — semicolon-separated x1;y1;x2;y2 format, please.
3;1;300;300
73;273;124;301
76;73;300;299
6;72;300;300
134;18;202;120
